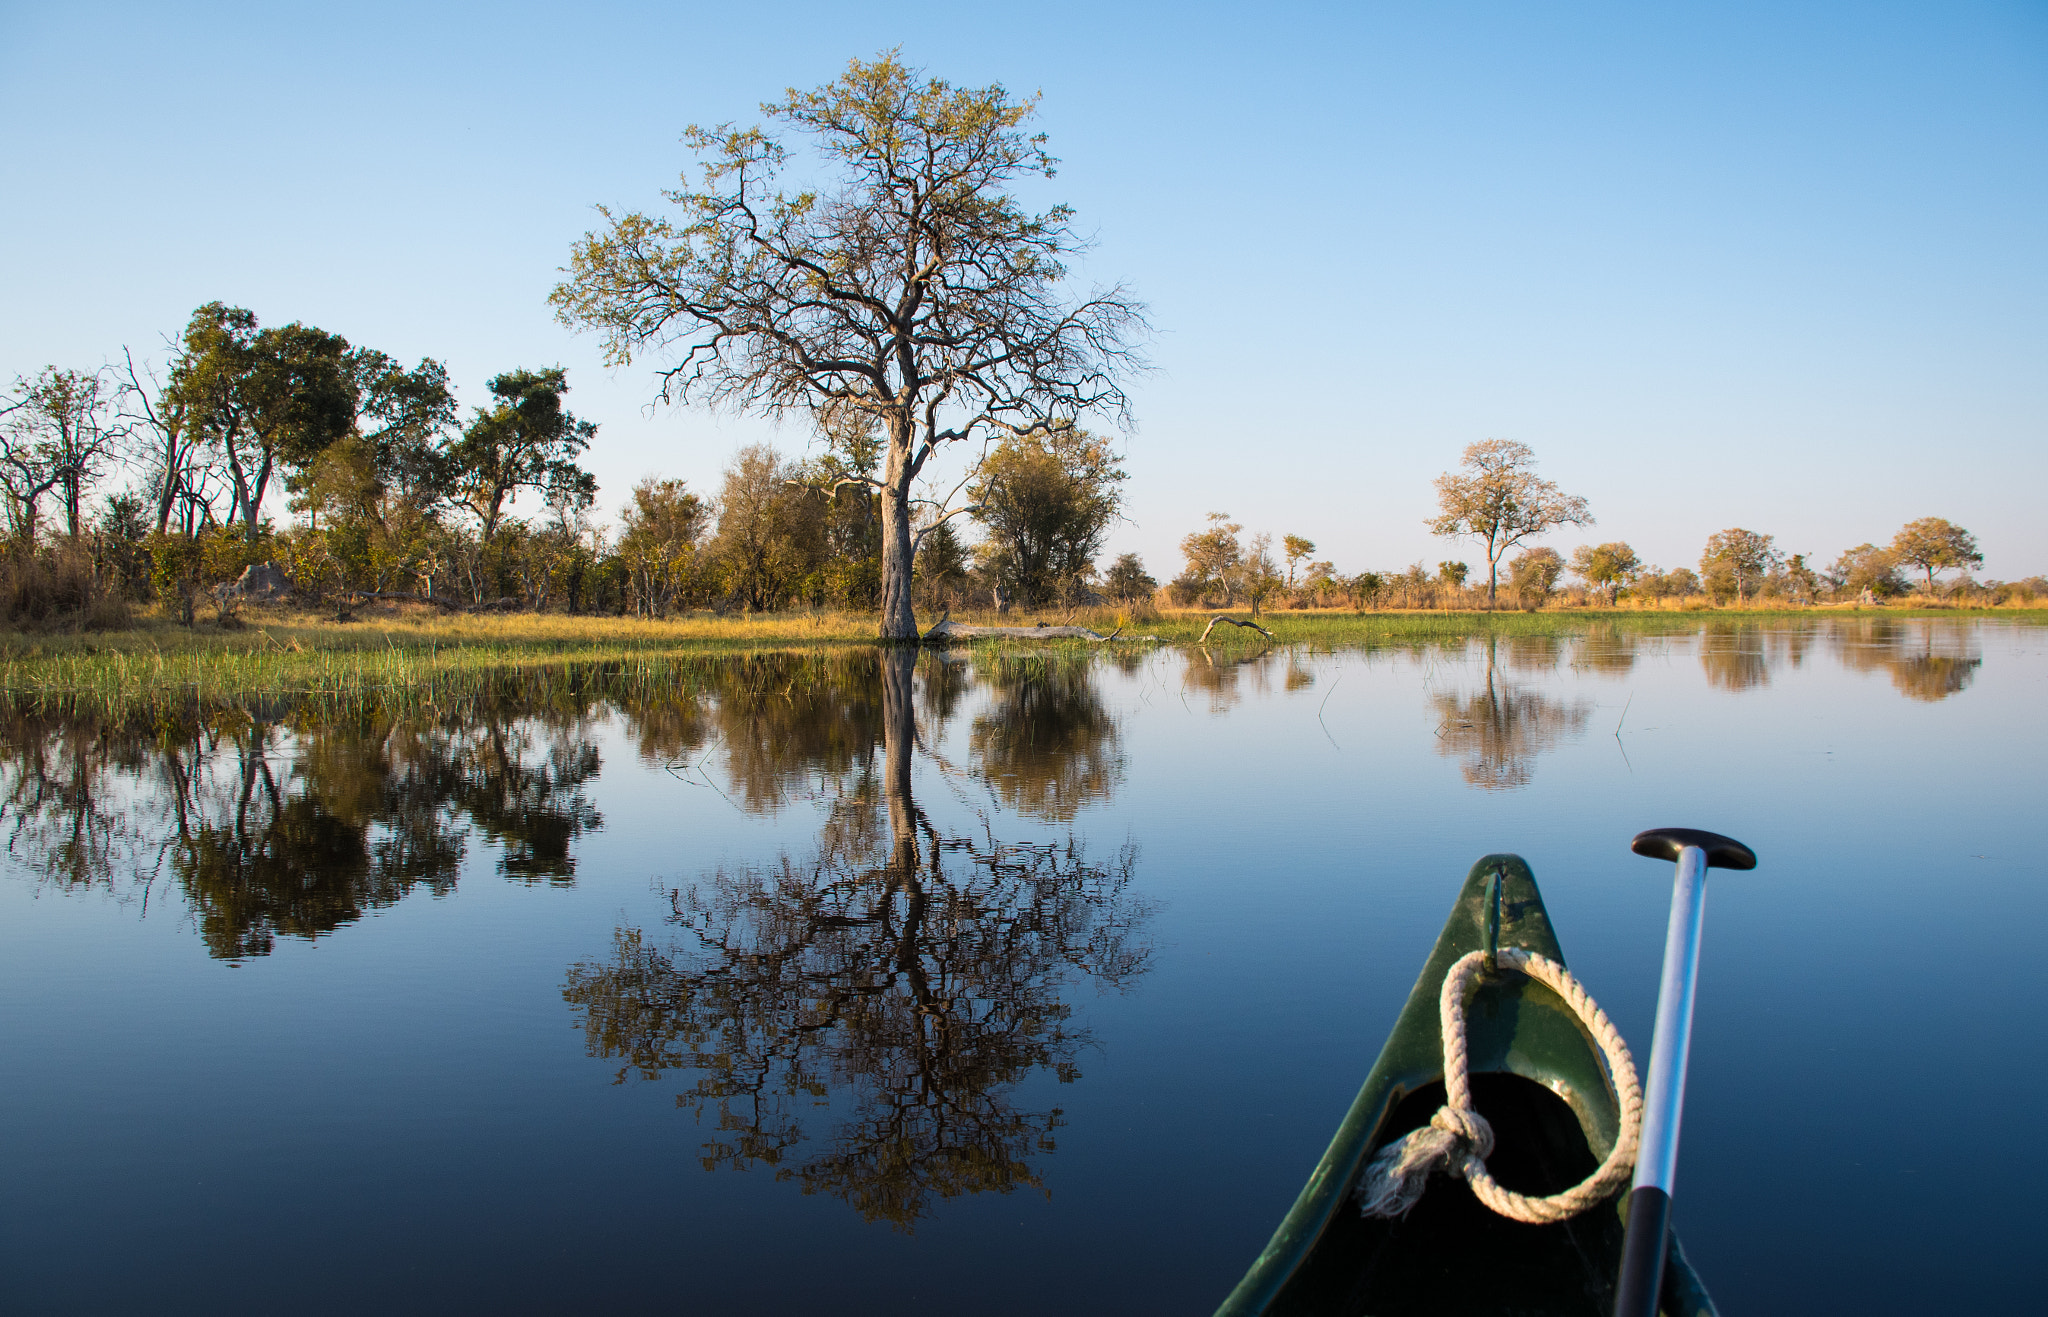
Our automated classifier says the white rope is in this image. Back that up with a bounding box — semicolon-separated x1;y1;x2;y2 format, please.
1356;947;1642;1225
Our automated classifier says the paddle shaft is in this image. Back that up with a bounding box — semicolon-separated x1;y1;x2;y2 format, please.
1614;843;1709;1317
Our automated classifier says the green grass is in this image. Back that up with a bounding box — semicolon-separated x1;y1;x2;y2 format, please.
3;601;2040;717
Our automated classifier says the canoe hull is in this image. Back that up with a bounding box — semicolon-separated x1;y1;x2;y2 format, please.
1215;855;1715;1317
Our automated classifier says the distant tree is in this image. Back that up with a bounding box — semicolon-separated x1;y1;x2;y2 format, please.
1242;533;1282;616
289;352;456;586
1569;541;1641;606
913;518;970;608
1639;566;1702;601
1782;553;1820;604
1164;572;1204;607
1428;440;1592;609
1827;543;1906;600
617;477;709;617
2;366;127;543
1102;552;1156;604
790;399;885;609
168;303;358;544
1389;561;1427;608
1179;512;1243;604
1699;528;1782;604
1438;561;1469;590
1349;570;1385;611
1282;535;1316;589
444;368;597;546
968;427;1123;608
1889;517;1982;592
551;53;1149;641
347;351;458;510
708;445;827;611
1508;546;1565;609
117;347;207;535
1301;560;1339;606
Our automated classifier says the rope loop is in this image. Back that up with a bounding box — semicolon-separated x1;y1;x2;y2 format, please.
1356;947;1641;1226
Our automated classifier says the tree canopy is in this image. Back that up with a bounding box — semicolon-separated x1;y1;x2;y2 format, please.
1427;440;1591;609
1699;528;1782;603
1569;541;1641;605
1890;517;1981;590
443;368;597;545
167;303;358;543
551;52;1147;640
968;426;1123;608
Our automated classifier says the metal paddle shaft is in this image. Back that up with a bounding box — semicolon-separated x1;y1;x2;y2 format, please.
1613;828;1756;1317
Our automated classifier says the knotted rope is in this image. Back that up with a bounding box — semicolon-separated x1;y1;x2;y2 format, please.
1356;947;1642;1225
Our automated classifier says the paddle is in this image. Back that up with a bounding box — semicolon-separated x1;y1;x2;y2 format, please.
1612;827;1756;1317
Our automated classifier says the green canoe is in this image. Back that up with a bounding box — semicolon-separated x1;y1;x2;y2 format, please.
1215;855;1717;1317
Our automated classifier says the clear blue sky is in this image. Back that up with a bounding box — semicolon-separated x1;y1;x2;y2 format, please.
4;0;2043;579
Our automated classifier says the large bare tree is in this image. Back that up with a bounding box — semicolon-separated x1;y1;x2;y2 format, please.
1428;440;1592;609
550;53;1148;640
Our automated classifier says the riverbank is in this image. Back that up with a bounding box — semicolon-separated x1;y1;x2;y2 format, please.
3;601;2040;714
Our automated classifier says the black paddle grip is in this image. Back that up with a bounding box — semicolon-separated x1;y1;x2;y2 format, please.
1630;828;1756;871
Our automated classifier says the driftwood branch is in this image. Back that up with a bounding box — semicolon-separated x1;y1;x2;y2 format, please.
1197;614;1275;643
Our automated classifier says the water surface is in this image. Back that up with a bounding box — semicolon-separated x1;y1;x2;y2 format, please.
2;618;2040;1313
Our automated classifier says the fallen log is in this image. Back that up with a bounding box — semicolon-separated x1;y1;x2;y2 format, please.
921;618;1160;645
341;590;508;613
1197;614;1275;643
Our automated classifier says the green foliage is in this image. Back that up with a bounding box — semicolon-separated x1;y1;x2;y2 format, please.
168;303;358;543
1781;553;1821;604
1827;543;1906;599
708;445;828;612
1634;566;1702;600
1699;528;1782;603
1178;512;1244;605
444;367;597;545
1438;561;1469;589
969;428;1123;608
1508;546;1565;609
1241;533;1282;616
2;366;124;542
1282;535;1315;588
1102;552;1156;605
551;52;1147;639
1889;517;1982;590
617;477;708;618
914;520;971;608
1568;541;1641;605
1429;440;1592;608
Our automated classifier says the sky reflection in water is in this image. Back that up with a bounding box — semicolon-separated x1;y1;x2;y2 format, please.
0;617;2036;1315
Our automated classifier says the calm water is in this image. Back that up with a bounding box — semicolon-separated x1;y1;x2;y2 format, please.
2;618;2041;1314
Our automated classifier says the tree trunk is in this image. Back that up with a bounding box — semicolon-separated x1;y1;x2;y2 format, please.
244;450;273;545
882;647;919;876
878;440;918;641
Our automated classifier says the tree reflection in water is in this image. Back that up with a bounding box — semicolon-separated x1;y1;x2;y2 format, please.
968;653;1124;821
562;649;1151;1229
1834;618;1983;702
1181;645;1276;714
1432;636;1594;790
0;691;604;959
